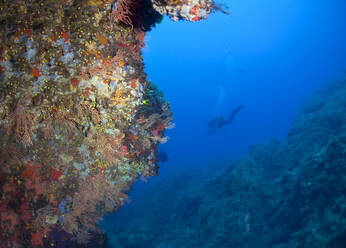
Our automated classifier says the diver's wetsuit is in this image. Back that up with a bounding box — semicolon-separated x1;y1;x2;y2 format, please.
208;105;244;134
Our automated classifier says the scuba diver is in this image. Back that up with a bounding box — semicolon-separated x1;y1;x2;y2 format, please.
208;105;244;134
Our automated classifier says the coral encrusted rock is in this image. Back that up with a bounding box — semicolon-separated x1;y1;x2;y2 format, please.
0;0;177;246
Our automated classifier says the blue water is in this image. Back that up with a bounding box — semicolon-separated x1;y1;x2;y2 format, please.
101;0;346;245
142;0;346;171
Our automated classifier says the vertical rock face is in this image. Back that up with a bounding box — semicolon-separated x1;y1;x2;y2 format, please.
0;0;177;246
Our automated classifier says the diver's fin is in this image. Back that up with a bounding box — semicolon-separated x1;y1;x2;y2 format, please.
227;105;244;123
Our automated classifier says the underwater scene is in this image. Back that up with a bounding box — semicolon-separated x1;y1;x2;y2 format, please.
0;0;345;247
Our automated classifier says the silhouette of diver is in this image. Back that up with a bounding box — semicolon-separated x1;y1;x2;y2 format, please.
208;105;244;134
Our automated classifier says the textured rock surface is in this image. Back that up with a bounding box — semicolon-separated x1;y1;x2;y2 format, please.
0;0;176;246
0;0;220;245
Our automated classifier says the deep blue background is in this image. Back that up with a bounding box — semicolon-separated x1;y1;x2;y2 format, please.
101;0;346;232
142;0;346;172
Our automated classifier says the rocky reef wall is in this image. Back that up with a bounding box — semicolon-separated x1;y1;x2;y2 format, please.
0;0;216;246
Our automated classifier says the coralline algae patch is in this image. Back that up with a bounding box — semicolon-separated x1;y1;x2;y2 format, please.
0;0;177;247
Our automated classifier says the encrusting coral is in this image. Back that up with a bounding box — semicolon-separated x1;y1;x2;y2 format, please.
0;0;198;246
0;0;227;246
151;0;212;22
